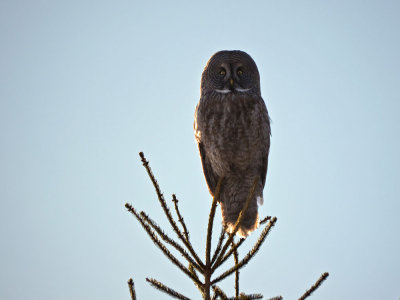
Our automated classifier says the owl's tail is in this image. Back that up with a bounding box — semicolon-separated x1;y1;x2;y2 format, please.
219;176;263;238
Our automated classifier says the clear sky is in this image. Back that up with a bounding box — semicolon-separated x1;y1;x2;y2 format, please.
1;1;399;299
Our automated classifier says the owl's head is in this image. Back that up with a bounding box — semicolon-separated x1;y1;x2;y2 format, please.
200;50;261;96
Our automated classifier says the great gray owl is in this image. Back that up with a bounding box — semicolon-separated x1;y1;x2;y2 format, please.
194;50;271;237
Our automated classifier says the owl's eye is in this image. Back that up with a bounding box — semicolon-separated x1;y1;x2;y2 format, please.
237;68;244;76
219;69;226;76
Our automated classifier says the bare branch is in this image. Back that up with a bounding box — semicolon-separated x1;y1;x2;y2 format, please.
217;238;245;270
211;217;277;285
140;211;203;273
206;177;223;265
212;285;228;300
259;216;271;225
172;194;190;242
211;227;226;266
125;203;203;288
298;272;329;300
127;278;136;300
146;278;191;300
189;263;204;295
139;152;204;269
232;293;263;299
232;240;239;298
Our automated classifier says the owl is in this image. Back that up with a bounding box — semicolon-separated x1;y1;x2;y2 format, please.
194;50;271;238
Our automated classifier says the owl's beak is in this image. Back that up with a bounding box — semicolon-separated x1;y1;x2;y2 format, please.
229;78;234;89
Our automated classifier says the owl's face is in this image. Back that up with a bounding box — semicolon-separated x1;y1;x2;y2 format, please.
200;50;261;96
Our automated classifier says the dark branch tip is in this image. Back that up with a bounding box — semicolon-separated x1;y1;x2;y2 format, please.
139;152;149;165
172;194;178;203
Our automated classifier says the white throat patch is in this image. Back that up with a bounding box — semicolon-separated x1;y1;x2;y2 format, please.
215;89;231;94
215;88;251;94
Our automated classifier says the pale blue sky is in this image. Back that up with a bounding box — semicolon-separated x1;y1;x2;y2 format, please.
1;1;399;299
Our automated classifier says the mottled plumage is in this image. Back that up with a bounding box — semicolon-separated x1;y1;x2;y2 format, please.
194;50;271;237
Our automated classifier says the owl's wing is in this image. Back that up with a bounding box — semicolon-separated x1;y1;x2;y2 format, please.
260;149;269;187
198;142;218;196
260;113;271;188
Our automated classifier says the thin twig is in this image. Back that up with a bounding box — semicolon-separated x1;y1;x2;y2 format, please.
172;194;190;242
298;272;329;300
232;240;239;298
211;227;226;266
212;285;228;300
232;293;263;299
127;278;136;300
125;203;203;288
189;263;203;295
266;297;283;300
260;216;271;225
205;177;224;300
139;152;205;269
217;238;245;270
146;278;191;300
140;211;203;273
211;217;277;285
212;177;259;271
206;177;223;265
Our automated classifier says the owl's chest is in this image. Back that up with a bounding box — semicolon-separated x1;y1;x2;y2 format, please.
195;94;269;175
199;96;259;142
198;97;261;163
